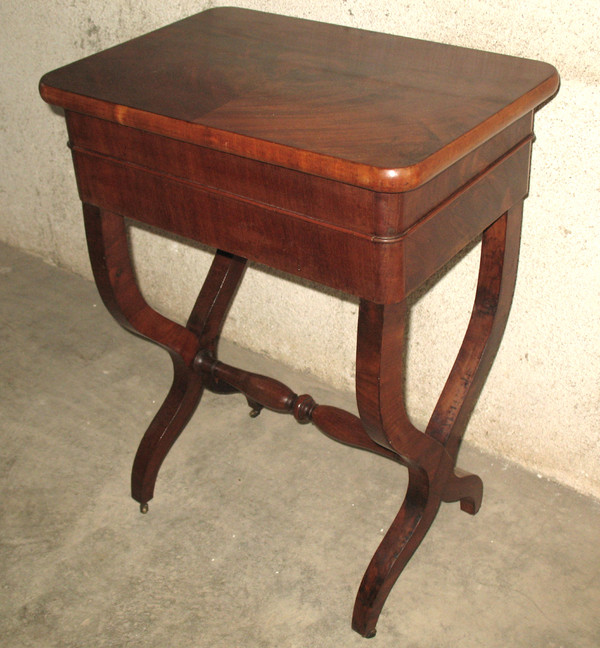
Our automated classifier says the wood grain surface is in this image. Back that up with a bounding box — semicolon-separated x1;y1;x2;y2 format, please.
40;7;558;190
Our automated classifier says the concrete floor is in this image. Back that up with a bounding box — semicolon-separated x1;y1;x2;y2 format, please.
1;240;599;648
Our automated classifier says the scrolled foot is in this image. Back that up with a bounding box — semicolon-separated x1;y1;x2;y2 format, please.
352;466;441;637
441;467;483;515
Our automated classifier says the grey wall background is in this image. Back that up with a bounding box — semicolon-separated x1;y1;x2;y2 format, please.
1;0;599;498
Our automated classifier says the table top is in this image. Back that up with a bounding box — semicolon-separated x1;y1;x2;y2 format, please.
40;7;558;192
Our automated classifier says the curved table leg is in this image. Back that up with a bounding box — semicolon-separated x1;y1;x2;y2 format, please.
352;297;448;637
82;204;247;509
186;247;247;393
130;356;204;511
352;464;443;638
352;204;523;637
427;204;523;460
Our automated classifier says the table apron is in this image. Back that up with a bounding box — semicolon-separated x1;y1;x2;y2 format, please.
65;111;534;238
72;140;531;303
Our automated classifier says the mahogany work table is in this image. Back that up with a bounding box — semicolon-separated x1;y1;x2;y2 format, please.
40;8;559;638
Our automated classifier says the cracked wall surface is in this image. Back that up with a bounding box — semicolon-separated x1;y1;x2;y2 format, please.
1;0;599;498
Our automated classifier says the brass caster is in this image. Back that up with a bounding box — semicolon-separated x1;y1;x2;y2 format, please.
249;407;262;418
140;502;149;514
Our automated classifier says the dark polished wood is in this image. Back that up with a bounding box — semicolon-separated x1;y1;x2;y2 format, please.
40;8;557;191
40;7;558;638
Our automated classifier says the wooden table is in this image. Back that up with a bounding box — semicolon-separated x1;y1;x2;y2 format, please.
40;8;559;638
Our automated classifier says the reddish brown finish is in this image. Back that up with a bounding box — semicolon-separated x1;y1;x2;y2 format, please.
40;7;558;638
195;351;399;461
40;8;558;191
68;134;531;303
352;207;521;637
66;110;532;237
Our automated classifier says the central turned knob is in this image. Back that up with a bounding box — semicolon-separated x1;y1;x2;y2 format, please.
293;394;316;424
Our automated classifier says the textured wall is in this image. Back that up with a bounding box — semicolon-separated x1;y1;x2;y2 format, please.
1;0;599;498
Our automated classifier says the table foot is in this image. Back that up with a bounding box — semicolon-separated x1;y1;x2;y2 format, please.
352;464;441;638
131;357;204;505
246;397;264;418
441;467;483;515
